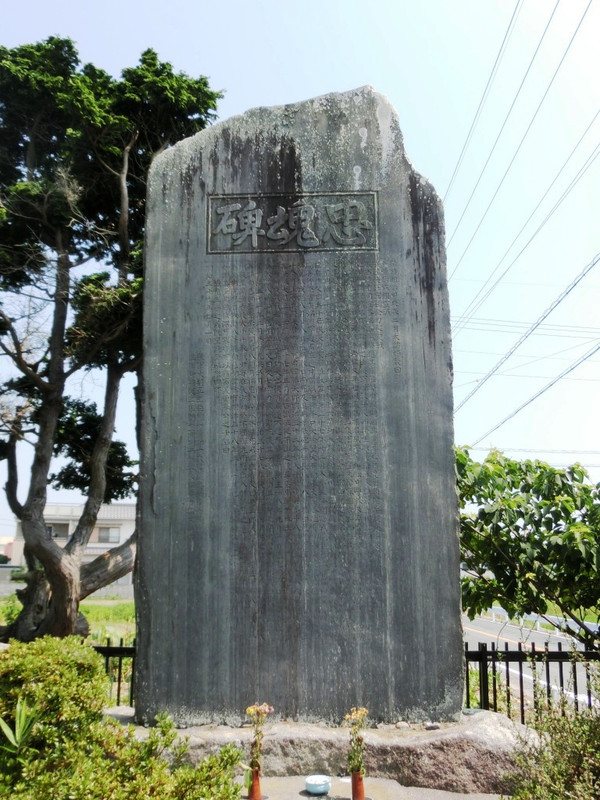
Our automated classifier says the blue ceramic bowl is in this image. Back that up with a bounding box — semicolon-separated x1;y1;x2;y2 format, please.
305;774;331;795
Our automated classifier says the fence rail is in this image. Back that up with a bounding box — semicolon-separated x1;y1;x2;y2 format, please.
93;639;600;720
465;641;600;724
93;639;136;706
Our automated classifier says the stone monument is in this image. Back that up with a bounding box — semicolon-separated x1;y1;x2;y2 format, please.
136;86;463;724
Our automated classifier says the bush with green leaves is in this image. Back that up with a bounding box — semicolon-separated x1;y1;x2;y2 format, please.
0;593;23;626
457;447;600;649
0;637;242;799
509;688;600;799
0;636;108;737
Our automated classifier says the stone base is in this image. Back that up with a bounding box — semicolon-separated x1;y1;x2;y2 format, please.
108;708;524;795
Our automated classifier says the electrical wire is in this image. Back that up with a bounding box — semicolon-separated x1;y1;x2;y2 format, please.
455;318;600;339
455;250;600;412
447;0;560;248
457;371;600;382
469;447;600;455
449;0;594;280
443;0;524;202
455;338;599;364
495;339;600;372
452;131;600;335
467;447;600;470
471;339;600;445
451;105;600;326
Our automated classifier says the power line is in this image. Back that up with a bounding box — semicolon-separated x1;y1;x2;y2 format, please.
447;0;559;248
453;147;600;332
466;447;600;470
549;464;600;469
455;250;600;412
449;0;594;280
469;447;600;455
453;317;600;338
457;371;600;382
497;338;600;372
455;338;599;362
443;0;524;202
451;108;600;333
471;339;600;446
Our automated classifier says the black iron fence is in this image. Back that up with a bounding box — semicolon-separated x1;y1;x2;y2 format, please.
93;639;136;706
93;638;600;720
465;641;600;724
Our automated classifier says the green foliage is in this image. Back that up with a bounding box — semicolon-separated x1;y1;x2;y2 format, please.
79;600;135;625
0;593;22;625
344;706;369;776
510;688;600;799
465;665;510;716
0;638;242;799
0;636;108;735
0;695;41;768
50;397;137;501
0;35;220;546
245;702;274;772
79;600;136;645
1;37;221;277
66;273;144;367
457;447;600;648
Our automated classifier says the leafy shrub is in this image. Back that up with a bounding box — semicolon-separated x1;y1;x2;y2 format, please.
0;636;108;739
510;693;600;798
0;593;22;625
8;717;242;800
0;637;242;799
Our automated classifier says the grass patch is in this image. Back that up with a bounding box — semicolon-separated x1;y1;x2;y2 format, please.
80;600;135;644
0;596;136;644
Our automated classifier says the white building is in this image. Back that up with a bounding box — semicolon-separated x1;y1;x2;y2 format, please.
9;503;136;597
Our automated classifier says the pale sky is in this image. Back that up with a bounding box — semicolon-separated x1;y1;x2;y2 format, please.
1;0;599;537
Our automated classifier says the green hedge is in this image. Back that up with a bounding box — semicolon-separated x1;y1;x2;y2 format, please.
0;637;241;799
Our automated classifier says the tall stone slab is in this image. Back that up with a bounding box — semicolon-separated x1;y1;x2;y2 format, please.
136;87;463;724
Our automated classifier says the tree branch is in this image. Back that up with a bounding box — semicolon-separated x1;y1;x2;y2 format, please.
65;361;122;558
80;530;137;599
4;432;23;518
118;129;139;283
65;315;140;379
0;311;48;392
23;239;70;518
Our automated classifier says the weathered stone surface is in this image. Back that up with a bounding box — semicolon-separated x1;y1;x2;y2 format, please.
108;708;521;795
137;86;462;724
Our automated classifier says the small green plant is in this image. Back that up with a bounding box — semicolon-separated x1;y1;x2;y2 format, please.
0;693;41;781
508;664;600;799
344;706;369;776
0;637;243;799
465;664;510;716
242;702;274;791
245;702;274;773
0;593;22;626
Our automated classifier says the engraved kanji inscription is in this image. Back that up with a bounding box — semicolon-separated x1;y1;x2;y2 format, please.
266;200;319;248
208;192;378;253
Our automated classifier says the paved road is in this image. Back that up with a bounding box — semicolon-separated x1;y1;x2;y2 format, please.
463;613;576;650
463;614;596;708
